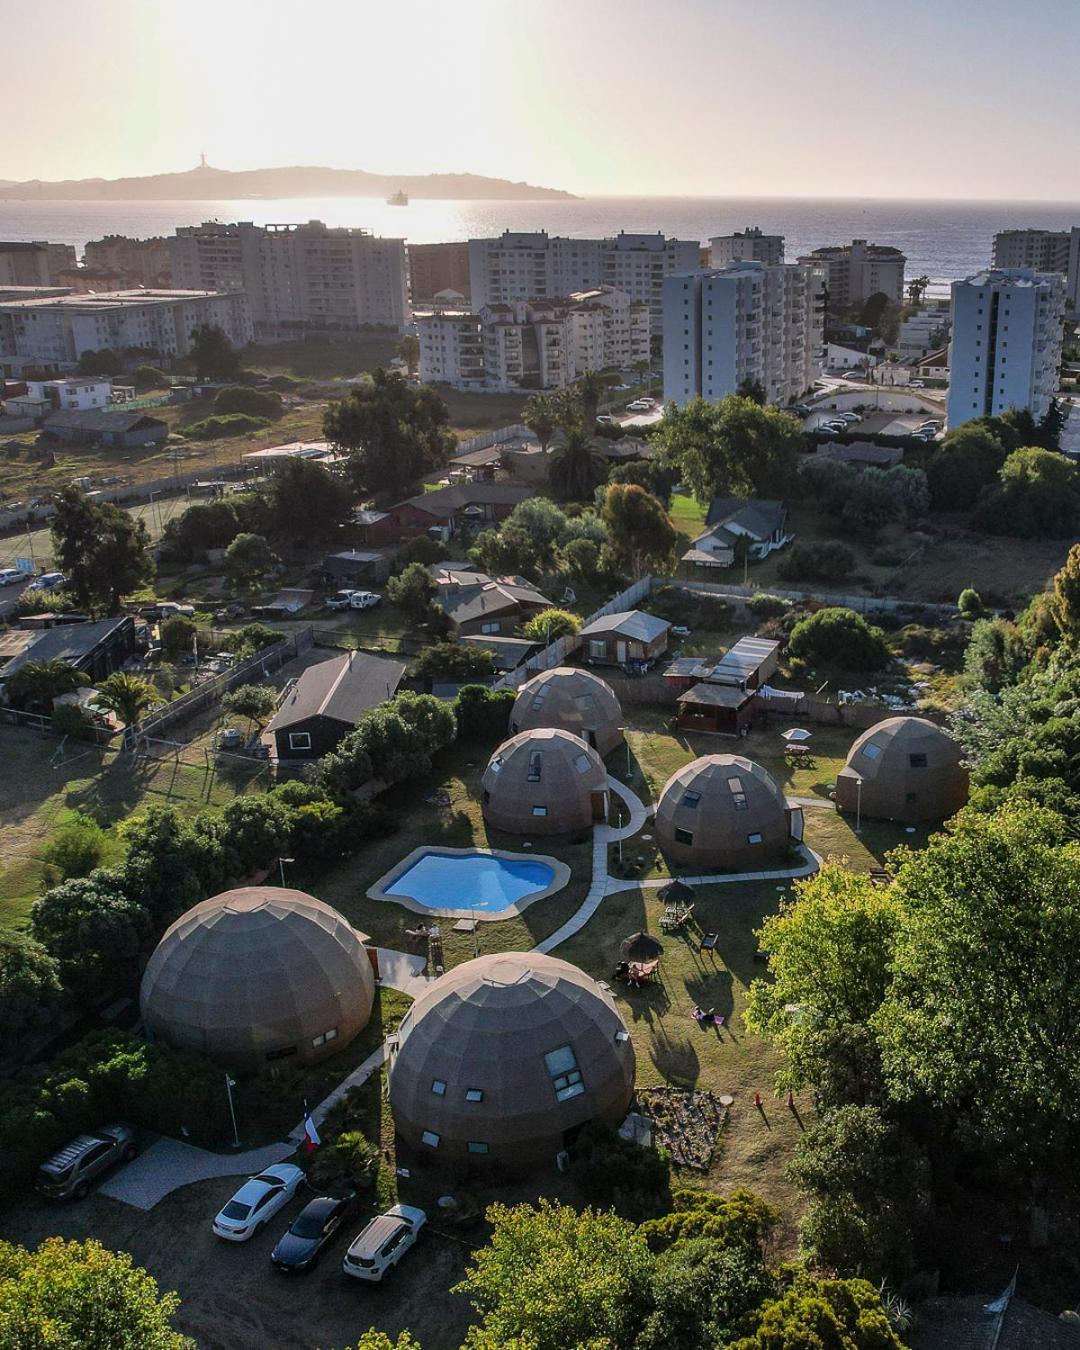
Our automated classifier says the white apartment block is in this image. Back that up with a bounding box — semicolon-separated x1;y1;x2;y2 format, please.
897;299;951;355
710;227;784;267
468;230;699;335
796;238;906;306
169;220;409;335
991;227;1080;315
946;268;1065;429
418;287;649;392
662;261;825;408
0;290;253;366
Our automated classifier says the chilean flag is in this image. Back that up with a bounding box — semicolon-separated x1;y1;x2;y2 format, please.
303;1110;321;1154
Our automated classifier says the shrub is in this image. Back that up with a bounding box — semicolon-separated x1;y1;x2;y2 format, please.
132;364;168;391
957;587;984;619
574;1124;672;1220
454;684;515;742
646;585;733;631
49;703;98;742
41;813;107;880
181;413;271;440
160;614;196;658
412;641;495;682
520;608;581;642
777;541;856;584
309;1129;379;1190
788;607;891;672
212;385;283;420
0;931;63;1039
392;534;451;571
746;593;788;620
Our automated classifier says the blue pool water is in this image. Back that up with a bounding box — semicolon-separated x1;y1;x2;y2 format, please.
386;852;556;914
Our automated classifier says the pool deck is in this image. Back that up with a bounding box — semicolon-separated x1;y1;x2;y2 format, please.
366;844;572;921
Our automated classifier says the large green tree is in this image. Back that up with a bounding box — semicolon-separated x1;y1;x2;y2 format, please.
925;422;1007;511
266;457;354;544
522;391;560;453
548;424;607;501
51;486;154;614
0;931;64;1038
976;445;1080;538
324;368;455;498
5;658;88;711
386;560;438;623
874;802;1080;1160
727;1273;907;1349
91;672;159;729
0;1237;193;1349
601;482;678;578
455;1200;654;1350
190;324;240;382
654;395;802;502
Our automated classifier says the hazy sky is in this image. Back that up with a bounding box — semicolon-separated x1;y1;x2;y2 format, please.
4;0;1079;199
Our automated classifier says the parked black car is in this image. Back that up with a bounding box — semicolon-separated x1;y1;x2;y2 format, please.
270;1193;354;1271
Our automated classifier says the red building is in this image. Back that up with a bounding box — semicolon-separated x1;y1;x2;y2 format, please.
359;483;531;546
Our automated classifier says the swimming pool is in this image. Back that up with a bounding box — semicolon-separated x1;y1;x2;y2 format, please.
369;847;570;919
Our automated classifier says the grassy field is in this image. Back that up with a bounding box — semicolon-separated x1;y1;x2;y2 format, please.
241;335;400;382
667;488;708;540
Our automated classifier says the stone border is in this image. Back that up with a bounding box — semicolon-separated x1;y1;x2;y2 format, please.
367;845;572;922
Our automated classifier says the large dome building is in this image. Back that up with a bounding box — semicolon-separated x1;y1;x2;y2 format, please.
835;716;969;822
655;754;801;870
387;951;635;1170
510;667;624;756
139;887;375;1073
481;728;608;836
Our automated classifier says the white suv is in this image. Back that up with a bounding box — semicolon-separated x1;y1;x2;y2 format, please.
342;1204;427;1282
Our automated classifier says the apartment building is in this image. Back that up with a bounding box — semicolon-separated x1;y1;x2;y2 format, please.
710;227;784;267
991;226;1080;315
468;230;699;335
168;220;409;335
0;241;77;287
796;238;906;306
897;299;951;356
0;289;253;366
946;268;1065;428
418;286;649;392
408;242;471;305
662;261;826;407
83;235;172;287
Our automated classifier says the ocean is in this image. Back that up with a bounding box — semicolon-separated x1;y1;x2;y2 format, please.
2;195;1080;292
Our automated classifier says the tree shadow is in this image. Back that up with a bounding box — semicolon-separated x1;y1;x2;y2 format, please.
648;1029;701;1090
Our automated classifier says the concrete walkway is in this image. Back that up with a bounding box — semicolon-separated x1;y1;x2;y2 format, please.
609;844;822;895
98;1137;294;1211
375;946;430;998
607;777;651;840
788;795;837;810
287;1044;388;1143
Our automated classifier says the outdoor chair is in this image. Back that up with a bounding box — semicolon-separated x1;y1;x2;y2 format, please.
699;932;718;953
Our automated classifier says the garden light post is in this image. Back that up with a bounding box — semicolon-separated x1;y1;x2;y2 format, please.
278;856;294;887
855;777;863;834
225;1073;240;1148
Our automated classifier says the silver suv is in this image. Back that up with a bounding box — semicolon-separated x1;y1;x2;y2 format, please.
36;1124;136;1200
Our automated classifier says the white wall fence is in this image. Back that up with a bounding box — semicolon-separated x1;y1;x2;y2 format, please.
675;578;958;619
453;424;535;458
494;574;654;691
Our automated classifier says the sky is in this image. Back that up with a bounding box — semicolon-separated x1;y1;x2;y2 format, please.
3;0;1079;200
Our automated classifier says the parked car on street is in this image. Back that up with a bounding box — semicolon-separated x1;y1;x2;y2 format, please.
342;1204;427;1282
596;414;617;425
271;1194;355;1272
212;1164;305;1242
158;601;195;618
27;571;66;592
0;568;23;586
36;1124;136;1200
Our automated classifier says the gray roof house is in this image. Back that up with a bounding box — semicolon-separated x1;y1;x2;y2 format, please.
1;615;136;685
684;498;790;568
579;609;671;669
266;650;406;762
432;566;551;637
42;408;168;448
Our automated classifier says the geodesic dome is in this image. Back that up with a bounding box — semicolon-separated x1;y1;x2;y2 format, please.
388;951;635;1169
139;887;375;1073
481;728;608;836
835;716;968;822
655;753;796;869
510;666;624;756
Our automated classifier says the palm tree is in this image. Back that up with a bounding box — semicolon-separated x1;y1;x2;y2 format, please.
548;424;605;501
575;369;611;425
6;659;89;711
522;393;559;454
906;275;930;307
397;334;420;378
91;672;159;729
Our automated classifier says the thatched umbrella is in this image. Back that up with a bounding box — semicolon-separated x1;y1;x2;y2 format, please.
621;931;664;962
657;878;696;904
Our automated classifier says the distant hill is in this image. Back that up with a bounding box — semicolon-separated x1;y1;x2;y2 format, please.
0;162;576;202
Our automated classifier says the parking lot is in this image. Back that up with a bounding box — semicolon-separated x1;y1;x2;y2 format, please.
0;1177;476;1350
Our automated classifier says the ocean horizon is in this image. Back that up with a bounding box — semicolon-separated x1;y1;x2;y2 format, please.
3;194;1080;291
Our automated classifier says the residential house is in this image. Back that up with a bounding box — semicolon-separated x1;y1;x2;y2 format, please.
459;634;541;672
681;499;790;569
3;378;115;422
265;650;406;762
41;409;168;449
321;550;395;586
432;566;552;637
579;610;671;668
361;483;531;546
1;616;137;687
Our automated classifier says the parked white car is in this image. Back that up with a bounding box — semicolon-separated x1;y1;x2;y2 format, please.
212;1164;305;1242
835;412;861;424
348;591;381;610
342;1204;427;1281
0;568;23;587
325;590;358;611
158;601;195;618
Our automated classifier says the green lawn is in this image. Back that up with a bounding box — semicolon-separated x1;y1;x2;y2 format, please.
667;489;708;540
